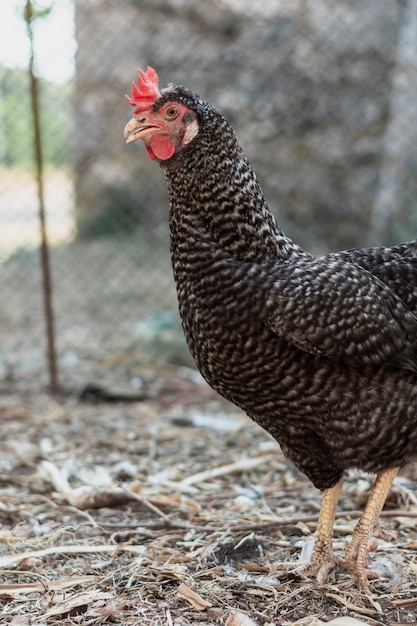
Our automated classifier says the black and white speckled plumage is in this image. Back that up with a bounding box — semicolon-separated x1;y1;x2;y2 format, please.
154;84;417;491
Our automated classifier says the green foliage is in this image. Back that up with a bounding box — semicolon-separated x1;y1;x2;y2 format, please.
0;66;71;169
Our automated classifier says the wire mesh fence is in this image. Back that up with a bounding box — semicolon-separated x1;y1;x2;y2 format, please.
1;0;417;391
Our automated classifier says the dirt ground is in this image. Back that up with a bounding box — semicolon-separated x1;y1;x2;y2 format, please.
1;358;417;626
0;234;416;625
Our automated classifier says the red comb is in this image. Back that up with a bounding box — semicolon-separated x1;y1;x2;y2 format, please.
126;66;161;113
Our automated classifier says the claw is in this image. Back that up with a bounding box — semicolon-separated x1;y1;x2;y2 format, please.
274;550;340;584
343;467;399;593
274;468;399;592
298;550;342;584
275;479;344;584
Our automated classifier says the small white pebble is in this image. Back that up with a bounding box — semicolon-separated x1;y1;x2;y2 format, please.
232;495;255;511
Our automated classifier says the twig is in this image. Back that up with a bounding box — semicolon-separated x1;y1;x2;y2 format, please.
391;596;417;608
0;575;95;596
25;0;59;391
97;508;417;534
175;456;273;488
0;543;147;569
122;488;173;524
325;592;378;616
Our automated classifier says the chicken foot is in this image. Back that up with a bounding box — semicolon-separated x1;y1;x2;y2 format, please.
296;478;344;583
343;466;399;594
284;467;397;592
275;479;343;581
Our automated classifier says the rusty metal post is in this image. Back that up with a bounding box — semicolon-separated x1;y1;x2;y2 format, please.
25;0;59;391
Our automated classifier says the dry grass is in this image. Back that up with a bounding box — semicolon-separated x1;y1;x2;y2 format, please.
1;364;417;625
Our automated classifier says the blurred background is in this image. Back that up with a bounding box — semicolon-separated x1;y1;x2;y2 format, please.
1;0;417;393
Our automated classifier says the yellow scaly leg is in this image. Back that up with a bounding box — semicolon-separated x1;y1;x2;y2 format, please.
299;477;343;583
344;466;399;594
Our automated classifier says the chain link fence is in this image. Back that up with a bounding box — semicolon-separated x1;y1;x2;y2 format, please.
1;0;417;392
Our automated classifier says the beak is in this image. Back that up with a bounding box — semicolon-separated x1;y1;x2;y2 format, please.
124;116;160;144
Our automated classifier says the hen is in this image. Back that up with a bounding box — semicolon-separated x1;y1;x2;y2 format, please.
124;67;417;593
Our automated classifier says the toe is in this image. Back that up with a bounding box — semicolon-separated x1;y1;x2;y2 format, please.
344;531;383;593
374;525;393;542
295;548;343;584
356;567;380;595
301;558;337;584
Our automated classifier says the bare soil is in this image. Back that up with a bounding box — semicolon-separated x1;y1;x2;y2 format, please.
1;362;417;625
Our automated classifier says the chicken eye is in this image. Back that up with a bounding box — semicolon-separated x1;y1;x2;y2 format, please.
165;105;179;120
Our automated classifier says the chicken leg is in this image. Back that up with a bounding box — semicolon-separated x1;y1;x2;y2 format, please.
344;466;399;594
299;478;343;583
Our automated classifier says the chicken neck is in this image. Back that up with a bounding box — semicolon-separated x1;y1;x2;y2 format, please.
162;111;305;264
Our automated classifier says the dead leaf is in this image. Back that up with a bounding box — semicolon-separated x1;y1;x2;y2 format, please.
289;618;373;626
9;617;30;626
177;582;212;610
207;607;224;620
225;610;258;626
41;591;114;618
0;575;96;598
40;460;133;509
66;485;133;510
327;617;370;626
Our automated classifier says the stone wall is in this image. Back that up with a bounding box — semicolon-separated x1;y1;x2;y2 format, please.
73;0;417;250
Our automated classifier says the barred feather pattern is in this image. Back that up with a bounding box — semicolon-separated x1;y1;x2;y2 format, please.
155;85;417;491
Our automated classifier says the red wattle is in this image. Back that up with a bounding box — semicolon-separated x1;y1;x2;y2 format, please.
150;135;176;160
